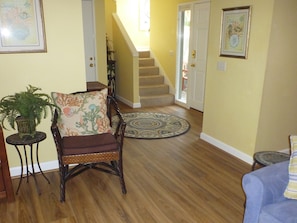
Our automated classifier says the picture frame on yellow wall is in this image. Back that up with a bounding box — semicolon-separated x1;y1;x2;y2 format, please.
0;0;46;53
219;6;251;59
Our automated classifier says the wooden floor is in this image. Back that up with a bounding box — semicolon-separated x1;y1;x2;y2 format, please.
0;103;251;223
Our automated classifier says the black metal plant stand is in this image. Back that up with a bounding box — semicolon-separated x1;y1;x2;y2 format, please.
106;34;116;98
107;59;116;98
6;132;50;195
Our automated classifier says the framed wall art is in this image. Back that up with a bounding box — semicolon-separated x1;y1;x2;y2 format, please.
0;0;46;53
219;6;251;59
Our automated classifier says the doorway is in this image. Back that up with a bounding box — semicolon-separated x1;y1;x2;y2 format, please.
82;0;97;82
176;1;210;111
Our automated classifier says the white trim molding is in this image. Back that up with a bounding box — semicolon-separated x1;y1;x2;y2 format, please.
116;95;141;108
10;160;59;177
200;132;253;165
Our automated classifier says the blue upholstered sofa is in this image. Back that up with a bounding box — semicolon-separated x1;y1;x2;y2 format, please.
242;160;297;223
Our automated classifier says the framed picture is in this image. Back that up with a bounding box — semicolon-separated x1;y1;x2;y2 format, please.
219;6;251;59
0;0;46;53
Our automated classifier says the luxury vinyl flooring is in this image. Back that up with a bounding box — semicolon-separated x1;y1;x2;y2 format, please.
0;103;251;223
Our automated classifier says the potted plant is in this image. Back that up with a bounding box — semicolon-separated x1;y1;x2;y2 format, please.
0;85;58;138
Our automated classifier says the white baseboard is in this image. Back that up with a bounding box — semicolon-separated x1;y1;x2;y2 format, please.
116;95;141;108
10;160;59;177
175;100;190;109
200;132;254;165
279;148;290;154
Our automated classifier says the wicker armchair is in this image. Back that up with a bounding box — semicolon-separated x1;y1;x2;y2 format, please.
51;94;127;202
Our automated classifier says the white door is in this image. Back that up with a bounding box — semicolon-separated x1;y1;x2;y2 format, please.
187;2;210;111
176;2;210;111
82;0;97;82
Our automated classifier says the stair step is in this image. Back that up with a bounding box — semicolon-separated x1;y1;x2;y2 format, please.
139;66;159;75
139;51;150;58
140;94;175;107
139;58;154;67
138;50;174;107
139;75;164;86
140;84;169;96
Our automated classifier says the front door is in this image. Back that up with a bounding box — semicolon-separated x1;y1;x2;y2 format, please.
176;1;210;111
82;0;97;82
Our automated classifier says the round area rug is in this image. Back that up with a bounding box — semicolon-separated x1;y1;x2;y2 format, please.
112;112;190;139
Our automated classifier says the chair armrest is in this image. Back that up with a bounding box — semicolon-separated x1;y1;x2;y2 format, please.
51;109;63;159
242;160;289;223
107;96;126;145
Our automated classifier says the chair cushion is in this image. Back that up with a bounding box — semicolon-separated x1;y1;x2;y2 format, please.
284;135;297;199
62;133;118;155
51;89;111;137
259;199;297;223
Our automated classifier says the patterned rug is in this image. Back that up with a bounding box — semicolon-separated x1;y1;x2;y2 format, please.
112;112;190;139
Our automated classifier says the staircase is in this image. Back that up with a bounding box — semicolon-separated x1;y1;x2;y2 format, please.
139;51;174;107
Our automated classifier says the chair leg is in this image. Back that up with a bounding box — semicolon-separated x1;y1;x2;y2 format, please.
111;160;126;193
60;165;67;202
118;160;127;194
120;174;127;194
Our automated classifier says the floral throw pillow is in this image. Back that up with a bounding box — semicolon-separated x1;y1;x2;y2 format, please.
284;135;297;199
51;89;111;137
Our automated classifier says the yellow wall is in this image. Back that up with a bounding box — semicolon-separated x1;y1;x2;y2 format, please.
255;0;297;151
150;0;297;158
202;0;274;156
203;0;297;157
112;15;138;103
3;0;295;170
105;0;117;42
95;0;108;84
0;0;86;167
116;0;150;49
150;0;192;85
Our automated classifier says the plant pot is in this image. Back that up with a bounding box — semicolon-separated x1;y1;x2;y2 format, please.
15;116;36;138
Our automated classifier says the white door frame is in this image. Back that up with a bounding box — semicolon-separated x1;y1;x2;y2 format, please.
175;3;191;108
82;0;98;82
176;0;210;111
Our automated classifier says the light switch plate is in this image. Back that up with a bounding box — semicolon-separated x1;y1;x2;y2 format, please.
217;61;227;71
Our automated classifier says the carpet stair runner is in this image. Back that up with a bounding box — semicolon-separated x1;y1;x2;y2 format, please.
139;51;174;107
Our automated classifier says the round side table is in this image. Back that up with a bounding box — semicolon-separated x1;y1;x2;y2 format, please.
252;151;290;171
6;132;50;194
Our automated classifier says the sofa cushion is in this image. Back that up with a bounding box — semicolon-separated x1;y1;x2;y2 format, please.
259;199;297;223
284;135;297;199
51;89;111;137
